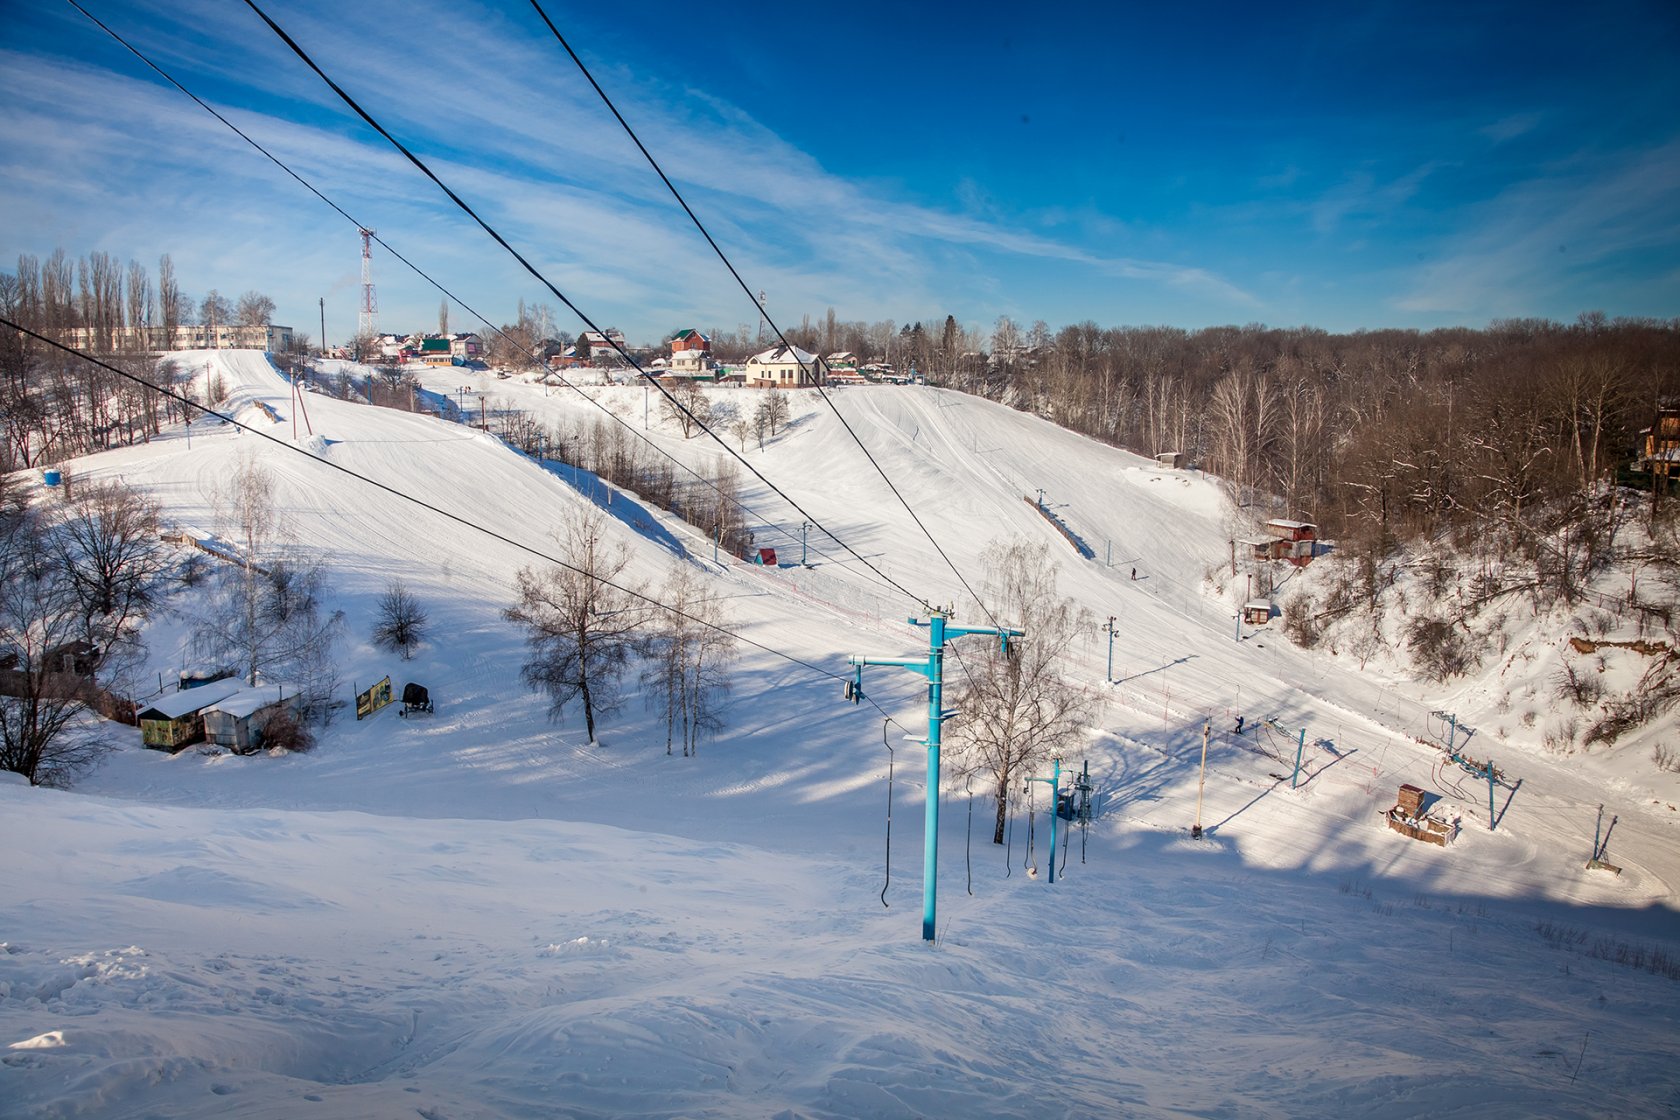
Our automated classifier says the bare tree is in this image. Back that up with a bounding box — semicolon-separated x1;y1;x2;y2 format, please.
948;538;1096;843
371;579;428;659
234;290;276;327
505;506;647;744
752;391;789;445
158;253;183;346
0;491;112;786
642;562;735;756
192;459;342;716
660;379;713;438
50;479;171;653
201;290;231;345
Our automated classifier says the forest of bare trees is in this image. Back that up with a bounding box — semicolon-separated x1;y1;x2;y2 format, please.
2;249;287;470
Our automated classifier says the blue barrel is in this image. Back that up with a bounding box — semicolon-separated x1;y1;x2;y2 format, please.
42;469;62;486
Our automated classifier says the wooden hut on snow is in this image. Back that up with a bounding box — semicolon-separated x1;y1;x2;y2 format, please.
137;678;245;751
202;686;297;753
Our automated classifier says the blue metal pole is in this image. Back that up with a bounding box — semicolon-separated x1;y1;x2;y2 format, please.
1487;758;1496;832
1447;713;1457;752
923;613;946;942
1291;727;1306;789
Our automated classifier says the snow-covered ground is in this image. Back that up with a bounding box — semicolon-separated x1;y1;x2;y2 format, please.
3;350;1677;1118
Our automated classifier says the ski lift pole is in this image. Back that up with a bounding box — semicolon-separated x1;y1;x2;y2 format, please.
1432;709;1459;752
1025;758;1062;883
1486;757;1497;832
1104;615;1117;683
850;609;1023;942
1269;717;1308;789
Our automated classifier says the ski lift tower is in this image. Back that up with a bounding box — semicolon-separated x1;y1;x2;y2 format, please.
847;609;1023;942
358;228;378;343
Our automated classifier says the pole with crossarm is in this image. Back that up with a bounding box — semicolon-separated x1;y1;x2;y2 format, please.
849;609;1023;941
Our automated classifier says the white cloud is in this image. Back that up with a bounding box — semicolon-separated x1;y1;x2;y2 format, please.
1394;139;1680;317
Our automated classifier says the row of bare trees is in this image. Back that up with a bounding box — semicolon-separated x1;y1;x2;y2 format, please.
506;506;734;754
2;252;287;469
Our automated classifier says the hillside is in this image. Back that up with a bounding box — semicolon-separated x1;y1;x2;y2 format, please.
2;350;1677;1119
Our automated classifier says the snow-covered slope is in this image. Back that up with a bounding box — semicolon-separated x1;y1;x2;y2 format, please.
2;351;1676;1118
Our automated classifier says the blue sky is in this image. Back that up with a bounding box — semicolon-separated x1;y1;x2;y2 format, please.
3;0;1677;347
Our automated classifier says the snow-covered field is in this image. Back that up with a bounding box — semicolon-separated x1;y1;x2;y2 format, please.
3;351;1677;1118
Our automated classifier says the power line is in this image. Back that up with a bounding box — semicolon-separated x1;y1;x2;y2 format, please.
59;0;887;595
2;316;918;733
525;0;997;628
237;0;926;614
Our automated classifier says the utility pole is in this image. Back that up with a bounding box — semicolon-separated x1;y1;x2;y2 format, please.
1025;757;1063;884
1192;719;1210;839
318;296;326;357
849;609;1023;941
800;521;810;566
1103;615;1117;683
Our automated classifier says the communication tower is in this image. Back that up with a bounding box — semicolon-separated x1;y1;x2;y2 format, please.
358;228;378;341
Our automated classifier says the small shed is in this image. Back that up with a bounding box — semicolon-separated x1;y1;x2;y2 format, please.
1264;519;1317;543
1155;451;1183;469
1243;600;1273;625
202;686;296;753
137;678;246;751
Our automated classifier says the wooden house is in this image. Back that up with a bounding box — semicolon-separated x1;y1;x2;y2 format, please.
203;686;297;753
1243;600;1273;625
1264;519;1318;564
137;678;246;751
1640;408;1680;489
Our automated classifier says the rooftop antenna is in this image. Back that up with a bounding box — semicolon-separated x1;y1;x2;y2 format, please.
358;228;378;342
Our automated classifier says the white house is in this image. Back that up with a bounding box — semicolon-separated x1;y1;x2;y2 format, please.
745;345;822;388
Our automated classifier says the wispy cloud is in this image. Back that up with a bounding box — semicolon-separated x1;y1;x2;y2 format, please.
1311;162;1443;237
4;0;1254;339
1394;138;1680;317
1480;112;1544;144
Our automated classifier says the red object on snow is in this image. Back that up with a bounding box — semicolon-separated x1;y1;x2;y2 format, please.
758;548;778;566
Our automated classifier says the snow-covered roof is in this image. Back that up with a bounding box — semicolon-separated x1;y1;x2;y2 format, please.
206;685;292;719
139;678;246;720
747;345;817;366
1265;518;1316;530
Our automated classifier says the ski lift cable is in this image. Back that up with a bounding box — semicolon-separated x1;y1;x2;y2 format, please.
965;773;974;897
1024;781;1037;874
524;0;1000;632
3;321;918;738
880;719;893;909
58;1;883;593
238;0;931;615
1003;784;1013;879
